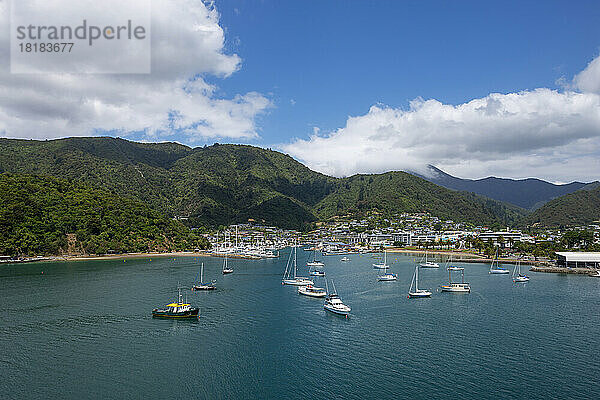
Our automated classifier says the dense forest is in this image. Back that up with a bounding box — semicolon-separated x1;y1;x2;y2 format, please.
0;174;210;256
0;137;528;232
524;185;600;227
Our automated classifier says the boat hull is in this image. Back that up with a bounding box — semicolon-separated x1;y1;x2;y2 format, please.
372;264;388;269
152;308;199;319
419;263;439;268
324;304;350;315
298;289;327;298
440;285;471;293
377;275;397;281
513;277;530;282
222;269;234;274
191;285;216;291
489;269;510;274
282;279;314;286
408;291;432;298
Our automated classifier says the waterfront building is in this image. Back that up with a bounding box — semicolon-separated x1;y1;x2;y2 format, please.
555;252;600;269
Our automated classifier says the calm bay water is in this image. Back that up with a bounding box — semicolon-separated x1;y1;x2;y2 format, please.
1;250;599;399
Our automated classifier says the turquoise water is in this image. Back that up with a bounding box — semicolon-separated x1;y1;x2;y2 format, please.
1;250;599;399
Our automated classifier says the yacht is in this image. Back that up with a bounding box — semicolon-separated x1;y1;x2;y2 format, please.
373;250;390;269
152;287;199;319
222;252;234;274
309;267;325;277
192;263;216;291
512;259;530;282
440;267;471;293
377;264;398;281
323;280;351;316
306;248;325;268
408;264;432;298
419;250;439;268
298;284;327;298
489;248;510;274
341;256;350;262
282;239;314;286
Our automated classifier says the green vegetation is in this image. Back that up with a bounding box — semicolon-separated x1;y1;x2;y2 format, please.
524;185;600;227
0;174;209;257
313;172;525;226
0;137;529;230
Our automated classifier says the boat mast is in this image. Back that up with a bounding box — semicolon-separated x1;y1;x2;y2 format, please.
293;237;297;279
201;263;204;284
416;264;419;290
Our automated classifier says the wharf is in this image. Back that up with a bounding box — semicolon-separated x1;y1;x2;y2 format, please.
529;266;598;275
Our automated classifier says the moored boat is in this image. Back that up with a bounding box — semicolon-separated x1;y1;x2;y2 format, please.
298;284;327;298
408;264;432;298
192;263;216;291
419;250;439;268
440;267;471;293
489;248;510;274
323;280;351;316
282;238;314;286
152;287;199;319
512;259;530;282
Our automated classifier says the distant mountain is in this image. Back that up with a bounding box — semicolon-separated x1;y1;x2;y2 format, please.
314;172;524;226
523;184;600;227
0;137;525;230
412;165;594;210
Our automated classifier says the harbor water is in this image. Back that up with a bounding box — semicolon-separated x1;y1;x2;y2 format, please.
1;250;599;399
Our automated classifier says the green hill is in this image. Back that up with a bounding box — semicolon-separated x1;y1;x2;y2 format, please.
523;185;600;227
0;174;209;257
314;172;524;226
0;137;526;230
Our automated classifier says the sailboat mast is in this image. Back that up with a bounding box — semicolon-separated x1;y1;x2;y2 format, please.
293;238;297;279
416;264;419;290
201;263;203;283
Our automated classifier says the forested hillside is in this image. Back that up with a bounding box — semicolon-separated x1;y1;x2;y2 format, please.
0;174;210;256
0;137;532;232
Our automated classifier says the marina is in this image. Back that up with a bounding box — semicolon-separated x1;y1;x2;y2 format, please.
2;250;600;398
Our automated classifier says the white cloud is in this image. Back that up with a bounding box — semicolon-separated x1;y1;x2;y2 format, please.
282;56;600;182
0;0;271;142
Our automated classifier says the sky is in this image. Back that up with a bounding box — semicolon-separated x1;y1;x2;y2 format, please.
1;0;600;182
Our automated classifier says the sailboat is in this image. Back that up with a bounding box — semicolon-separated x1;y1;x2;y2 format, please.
192;263;216;291
512;259;530;282
323;280;351;316
282;239;314;286
222;250;234;274
408;264;432;298
306;248;325;268
377;263;397;281
372;250;389;269
489;248;510;274
419;250;439;268
440;267;471;293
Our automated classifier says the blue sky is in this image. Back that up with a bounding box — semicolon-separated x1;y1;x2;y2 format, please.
212;0;600;147
2;1;600;181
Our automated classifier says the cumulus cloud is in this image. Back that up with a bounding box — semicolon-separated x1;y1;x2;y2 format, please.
0;0;270;142
282;57;600;182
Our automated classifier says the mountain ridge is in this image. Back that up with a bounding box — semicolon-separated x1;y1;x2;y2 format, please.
0;137;524;229
410;165;595;210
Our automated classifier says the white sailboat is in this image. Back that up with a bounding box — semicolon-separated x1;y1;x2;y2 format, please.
192;263;216;290
282;239;314;286
512;259;530;282
489;248;510;274
419;250;439;268
408;264;431;298
306;248;325;268
372;250;389;269
323;280;351;316
377;263;397;281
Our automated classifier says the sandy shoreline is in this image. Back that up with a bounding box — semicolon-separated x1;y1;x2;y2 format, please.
45;251;213;263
